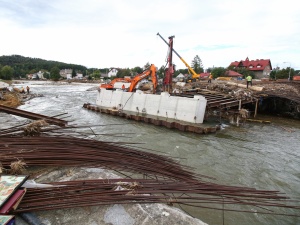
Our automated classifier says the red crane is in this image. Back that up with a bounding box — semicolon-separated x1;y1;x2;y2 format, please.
157;33;175;93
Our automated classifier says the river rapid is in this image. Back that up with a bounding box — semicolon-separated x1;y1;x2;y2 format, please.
8;81;300;225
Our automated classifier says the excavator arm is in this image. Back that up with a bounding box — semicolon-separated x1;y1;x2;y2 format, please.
100;77;132;89
128;64;157;93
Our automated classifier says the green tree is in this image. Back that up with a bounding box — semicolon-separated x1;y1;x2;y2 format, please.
157;65;165;79
29;69;38;74
50;67;61;81
0;65;14;80
235;67;255;79
211;67;226;78
132;66;143;75
143;62;151;70
72;69;76;78
93;69;101;79
191;55;204;73
275;67;294;79
43;72;50;79
270;70;276;80
116;68;131;78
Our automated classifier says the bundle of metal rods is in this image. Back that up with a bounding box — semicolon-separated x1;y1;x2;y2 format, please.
1;123;299;217
14;179;299;216
0;135;200;181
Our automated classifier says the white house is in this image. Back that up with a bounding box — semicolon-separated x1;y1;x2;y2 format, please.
60;69;72;79
108;68;118;78
76;73;83;79
177;73;185;79
37;71;44;79
31;71;44;79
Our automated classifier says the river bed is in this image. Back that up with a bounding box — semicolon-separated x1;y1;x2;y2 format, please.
8;80;300;225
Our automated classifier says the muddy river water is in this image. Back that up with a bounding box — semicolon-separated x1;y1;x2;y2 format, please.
7;81;300;225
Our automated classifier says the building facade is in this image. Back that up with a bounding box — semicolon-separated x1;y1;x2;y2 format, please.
229;57;272;79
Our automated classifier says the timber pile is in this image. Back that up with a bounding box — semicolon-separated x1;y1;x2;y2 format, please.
182;80;300;106
258;81;300;103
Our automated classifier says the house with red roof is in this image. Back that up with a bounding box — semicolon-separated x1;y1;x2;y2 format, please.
224;70;243;79
229;57;272;79
199;72;210;79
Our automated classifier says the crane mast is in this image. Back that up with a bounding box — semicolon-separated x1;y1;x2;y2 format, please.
162;35;175;92
157;33;200;82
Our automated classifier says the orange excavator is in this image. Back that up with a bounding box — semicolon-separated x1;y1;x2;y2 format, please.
100;64;158;94
100;77;132;90
128;64;157;93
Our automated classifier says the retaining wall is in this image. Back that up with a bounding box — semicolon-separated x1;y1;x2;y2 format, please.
96;89;207;124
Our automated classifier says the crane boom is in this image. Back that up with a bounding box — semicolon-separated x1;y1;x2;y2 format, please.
157;33;200;80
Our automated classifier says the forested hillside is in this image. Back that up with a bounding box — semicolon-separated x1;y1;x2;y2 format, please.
0;55;87;78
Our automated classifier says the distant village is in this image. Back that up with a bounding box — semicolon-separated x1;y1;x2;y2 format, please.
25;57;279;81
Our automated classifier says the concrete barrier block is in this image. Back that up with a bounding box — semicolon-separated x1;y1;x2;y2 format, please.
96;91;207;124
121;92;135;111
194;96;207;124
99;89;113;107
144;94;161;116
130;91;146;114
176;95;207;123
159;95;178;119
110;89;124;108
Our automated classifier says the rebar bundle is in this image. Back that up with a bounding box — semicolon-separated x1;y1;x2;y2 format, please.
14;179;299;216
1;122;299;218
0;135;199;181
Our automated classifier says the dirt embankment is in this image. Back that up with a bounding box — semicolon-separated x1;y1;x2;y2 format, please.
0;88;42;108
0;90;23;108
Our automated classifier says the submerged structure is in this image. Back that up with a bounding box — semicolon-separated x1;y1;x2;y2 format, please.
83;88;220;134
96;89;207;124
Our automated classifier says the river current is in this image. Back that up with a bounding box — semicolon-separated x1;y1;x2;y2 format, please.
7;81;300;225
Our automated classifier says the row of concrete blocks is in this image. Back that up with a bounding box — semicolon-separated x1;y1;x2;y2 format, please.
83;103;219;134
96;89;207;124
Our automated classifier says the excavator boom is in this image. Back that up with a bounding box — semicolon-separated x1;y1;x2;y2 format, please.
100;65;157;93
128;64;157;93
100;77;131;89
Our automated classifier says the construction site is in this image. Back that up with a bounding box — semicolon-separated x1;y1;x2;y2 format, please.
0;35;300;225
0;75;299;225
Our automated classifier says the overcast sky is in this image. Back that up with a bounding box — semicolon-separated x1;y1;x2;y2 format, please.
0;0;299;70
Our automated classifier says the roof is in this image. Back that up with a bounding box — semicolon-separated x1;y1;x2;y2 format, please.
225;70;243;77
230;57;272;71
200;72;210;78
177;73;185;78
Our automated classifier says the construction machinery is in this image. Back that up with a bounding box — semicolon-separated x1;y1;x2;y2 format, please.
100;64;158;94
159;34;175;93
100;77;132;90
128;64;157;93
157;33;200;82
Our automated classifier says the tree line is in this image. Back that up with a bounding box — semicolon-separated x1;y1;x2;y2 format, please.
0;55;87;80
0;54;297;81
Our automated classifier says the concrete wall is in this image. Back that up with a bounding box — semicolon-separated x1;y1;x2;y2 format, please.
96;89;207;124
